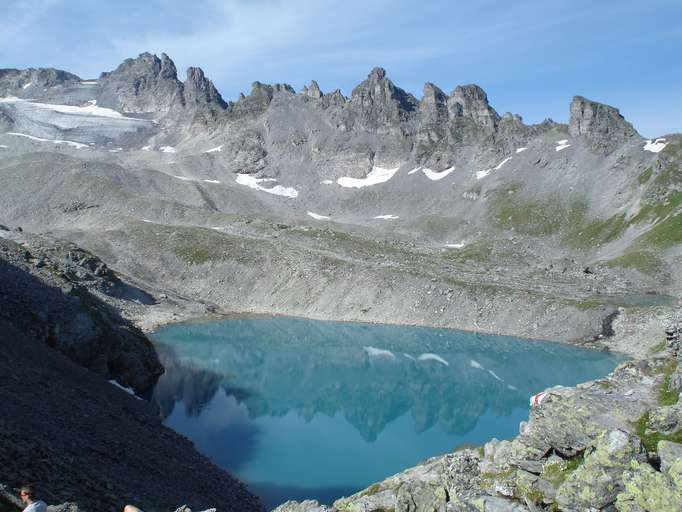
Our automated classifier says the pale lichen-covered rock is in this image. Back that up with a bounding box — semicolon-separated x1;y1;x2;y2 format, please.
614;460;682;511
520;391;605;457
669;365;682;393
271;500;329;512
480;439;545;475
333;450;480;512
647;402;682;434
555;429;646;510
658;440;682;474
469;495;529;512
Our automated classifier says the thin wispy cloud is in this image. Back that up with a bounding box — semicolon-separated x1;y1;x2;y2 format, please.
1;0;680;136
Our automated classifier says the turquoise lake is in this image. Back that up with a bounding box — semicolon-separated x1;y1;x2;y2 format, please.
151;316;622;509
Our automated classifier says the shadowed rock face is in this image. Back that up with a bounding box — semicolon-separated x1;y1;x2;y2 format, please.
0;236;162;395
569;95;639;154
0;319;263;512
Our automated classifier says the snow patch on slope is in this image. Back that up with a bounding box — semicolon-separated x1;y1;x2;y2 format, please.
408;166;455;180
235;174;299;198
555;140;571;152
337;166;399;188
1;97;132;119
422;166;455;181
475;157;512;180
307;211;330;220
172;175;221;184
7;132;89;149
643;138;668;153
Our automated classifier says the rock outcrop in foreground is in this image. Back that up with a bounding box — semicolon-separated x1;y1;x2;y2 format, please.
275;338;682;511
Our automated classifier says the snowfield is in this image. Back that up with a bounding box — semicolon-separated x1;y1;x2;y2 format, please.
235;174;299;198
337;166;400;188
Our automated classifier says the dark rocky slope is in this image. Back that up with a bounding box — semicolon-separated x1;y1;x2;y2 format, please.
0;233;161;395
0;318;262;512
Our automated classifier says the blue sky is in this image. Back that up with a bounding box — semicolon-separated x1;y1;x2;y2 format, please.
2;0;681;136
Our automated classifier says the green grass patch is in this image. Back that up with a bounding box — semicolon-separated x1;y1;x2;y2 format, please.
649;340;668;354
630;192;682;226
564;212;629;249
541;455;584;487
131;224;265;266
480;468;515;482
658;360;680;406
634;411;682;453
443;240;491;263
491;195;566;236
604;251;663;276
637;167;653;185
174;246;215;265
359;483;382;497
636;212;682;248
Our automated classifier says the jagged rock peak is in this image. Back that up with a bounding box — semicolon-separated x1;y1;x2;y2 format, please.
102;52;178;81
423;82;446;98
420;82;448;123
448;84;499;132
307;80;323;99
368;67;387;80
346;67;418;131
183;67;226;108
569;96;639;154
98;52;182;114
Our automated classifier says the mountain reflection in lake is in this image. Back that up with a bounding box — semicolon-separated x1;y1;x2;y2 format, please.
151;316;622;509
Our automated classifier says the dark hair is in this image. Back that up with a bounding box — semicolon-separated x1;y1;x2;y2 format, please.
20;484;36;499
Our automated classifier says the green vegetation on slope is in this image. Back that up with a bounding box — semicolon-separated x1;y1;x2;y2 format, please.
658;360;680;406
604;251;663;276
637;212;682;248
634;411;682;453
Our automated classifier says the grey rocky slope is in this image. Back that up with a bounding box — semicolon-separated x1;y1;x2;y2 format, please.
1;52;680;344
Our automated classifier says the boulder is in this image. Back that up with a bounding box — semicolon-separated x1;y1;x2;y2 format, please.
615;460;682;511
658;440;682;474
647;403;682;434
556;429;646;510
272;501;329;512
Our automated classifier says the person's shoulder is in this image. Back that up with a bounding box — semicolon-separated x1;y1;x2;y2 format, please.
24;501;48;512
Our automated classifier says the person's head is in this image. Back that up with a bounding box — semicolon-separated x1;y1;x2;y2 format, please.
19;484;36;504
